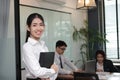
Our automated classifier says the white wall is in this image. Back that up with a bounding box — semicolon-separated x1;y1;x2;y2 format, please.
20;0;87;68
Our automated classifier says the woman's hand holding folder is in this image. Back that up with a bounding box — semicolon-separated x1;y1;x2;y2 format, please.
51;64;58;73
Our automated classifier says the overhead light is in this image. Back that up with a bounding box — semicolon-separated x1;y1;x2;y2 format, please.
76;0;96;9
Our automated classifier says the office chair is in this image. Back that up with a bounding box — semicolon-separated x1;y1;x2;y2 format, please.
74;72;99;80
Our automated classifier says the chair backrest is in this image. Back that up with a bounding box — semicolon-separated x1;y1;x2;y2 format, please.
74;72;99;80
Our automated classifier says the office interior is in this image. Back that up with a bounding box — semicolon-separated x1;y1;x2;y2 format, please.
0;0;120;80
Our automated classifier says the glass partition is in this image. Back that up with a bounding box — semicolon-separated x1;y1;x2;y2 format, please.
0;0;16;80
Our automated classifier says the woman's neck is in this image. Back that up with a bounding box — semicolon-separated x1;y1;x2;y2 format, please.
30;36;40;41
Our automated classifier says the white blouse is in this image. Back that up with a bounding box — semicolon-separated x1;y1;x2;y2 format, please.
97;62;104;71
22;37;57;79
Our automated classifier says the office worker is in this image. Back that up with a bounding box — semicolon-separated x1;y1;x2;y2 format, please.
95;50;118;72
54;40;81;75
22;13;58;80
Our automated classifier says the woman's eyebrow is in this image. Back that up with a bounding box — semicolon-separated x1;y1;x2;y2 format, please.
32;22;43;24
32;23;37;24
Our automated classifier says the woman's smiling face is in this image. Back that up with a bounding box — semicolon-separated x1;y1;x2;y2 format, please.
27;17;45;40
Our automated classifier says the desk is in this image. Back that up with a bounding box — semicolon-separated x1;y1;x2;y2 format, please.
56;74;73;80
56;73;120;80
97;72;120;80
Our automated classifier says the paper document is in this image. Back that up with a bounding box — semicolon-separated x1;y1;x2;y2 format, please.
96;72;110;80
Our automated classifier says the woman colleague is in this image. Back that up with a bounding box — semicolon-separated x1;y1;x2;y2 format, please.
95;50;118;72
22;13;58;80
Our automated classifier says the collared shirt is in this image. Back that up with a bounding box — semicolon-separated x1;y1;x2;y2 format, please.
54;52;78;74
22;37;57;79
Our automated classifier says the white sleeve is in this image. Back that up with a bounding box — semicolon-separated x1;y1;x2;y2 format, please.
23;45;56;78
50;72;58;80
58;68;72;74
64;56;78;71
54;55;72;74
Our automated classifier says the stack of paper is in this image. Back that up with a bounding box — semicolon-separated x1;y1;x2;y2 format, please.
96;72;110;80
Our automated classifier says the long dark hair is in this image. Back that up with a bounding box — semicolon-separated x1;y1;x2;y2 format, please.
25;13;44;42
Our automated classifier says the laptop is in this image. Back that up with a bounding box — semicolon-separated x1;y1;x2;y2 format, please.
39;52;55;68
85;60;96;73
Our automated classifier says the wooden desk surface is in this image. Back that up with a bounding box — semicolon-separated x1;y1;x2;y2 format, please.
56;73;120;80
56;74;73;80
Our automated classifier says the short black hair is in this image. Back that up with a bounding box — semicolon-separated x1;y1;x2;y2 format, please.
95;50;106;60
56;40;67;48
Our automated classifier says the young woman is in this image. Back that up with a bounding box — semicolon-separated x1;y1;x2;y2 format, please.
95;50;118;72
22;13;58;80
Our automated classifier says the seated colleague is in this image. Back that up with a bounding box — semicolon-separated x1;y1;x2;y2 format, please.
54;40;81;75
95;50;118;72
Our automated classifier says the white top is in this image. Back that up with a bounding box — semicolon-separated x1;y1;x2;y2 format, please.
22;37;57;79
97;62;104;71
54;52;78;74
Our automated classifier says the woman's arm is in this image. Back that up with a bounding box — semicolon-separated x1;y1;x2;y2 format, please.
104;60;118;72
109;60;118;72
23;45;56;78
